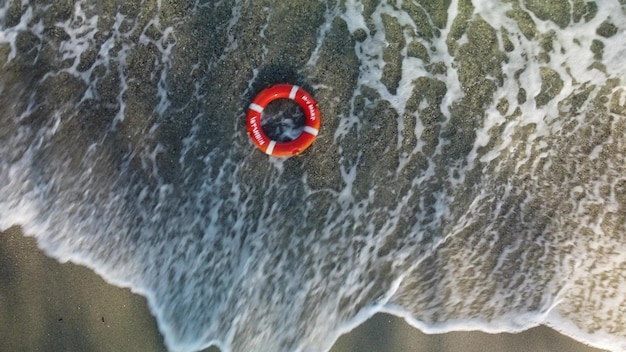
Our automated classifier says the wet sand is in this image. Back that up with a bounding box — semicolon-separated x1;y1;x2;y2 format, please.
0;227;608;352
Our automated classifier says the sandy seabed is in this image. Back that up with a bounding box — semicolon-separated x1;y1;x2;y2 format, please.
0;227;608;352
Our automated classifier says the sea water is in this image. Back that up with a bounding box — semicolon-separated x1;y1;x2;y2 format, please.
1;0;625;351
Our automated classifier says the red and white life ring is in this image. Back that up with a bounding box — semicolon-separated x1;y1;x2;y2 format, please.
246;84;321;157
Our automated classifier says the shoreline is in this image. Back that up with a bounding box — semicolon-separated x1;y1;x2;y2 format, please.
0;227;608;352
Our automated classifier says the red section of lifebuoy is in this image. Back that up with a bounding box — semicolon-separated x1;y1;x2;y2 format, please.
246;84;321;157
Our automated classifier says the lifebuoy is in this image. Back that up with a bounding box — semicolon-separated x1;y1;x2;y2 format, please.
246;84;321;157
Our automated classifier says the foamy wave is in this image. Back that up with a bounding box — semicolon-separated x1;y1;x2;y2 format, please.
1;0;625;351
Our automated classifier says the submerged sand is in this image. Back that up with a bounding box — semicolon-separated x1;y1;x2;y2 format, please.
0;227;608;352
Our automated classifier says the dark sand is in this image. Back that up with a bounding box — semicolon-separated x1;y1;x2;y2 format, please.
0;227;609;352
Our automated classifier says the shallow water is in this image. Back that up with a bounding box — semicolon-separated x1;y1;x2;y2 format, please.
1;0;625;351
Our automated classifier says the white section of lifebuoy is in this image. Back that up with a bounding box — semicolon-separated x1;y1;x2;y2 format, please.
249;103;264;113
303;126;319;136
289;85;299;100
266;140;277;155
